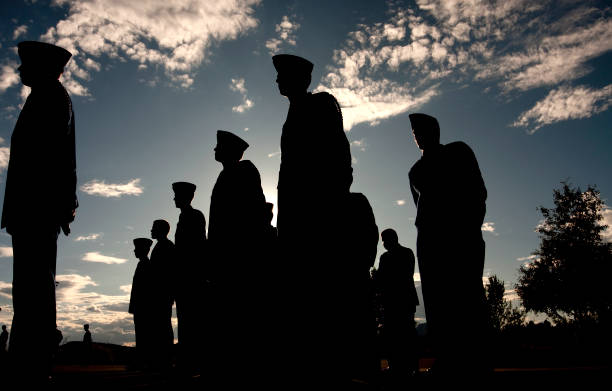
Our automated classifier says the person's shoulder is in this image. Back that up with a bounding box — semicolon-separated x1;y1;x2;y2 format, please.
399;245;415;256
238;160;260;174
409;157;425;177
445;141;474;155
311;91;340;108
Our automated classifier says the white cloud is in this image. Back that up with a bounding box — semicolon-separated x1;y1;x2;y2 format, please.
0;141;9;173
512;84;612;133
13;25;28;40
119;284;132;293
481;221;498;235
0;63;20;93
230;77;254;113
80;178;143;197
265;15;300;55
350;139;367;151
74;233;102;241
267;151;281;158
602;207;612;243
82;252;128;264
38;0;261;94
396;199;406;206
0;247;13;258
0;280;11;300
318;2;612;131
516;255;538;262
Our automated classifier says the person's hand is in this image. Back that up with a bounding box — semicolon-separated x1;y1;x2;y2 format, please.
61;209;76;236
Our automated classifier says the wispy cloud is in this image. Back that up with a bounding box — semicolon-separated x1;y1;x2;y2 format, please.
318;1;612;131
350;139;367;151
82;252;127;265
481;221;498;235
0;247;13;258
0;280;11;299
0;62;20;93
12;25;28;40
74;233;102;242
80;178;143;198
512;84;612;134
395;199;406;206
267;151;281;158
0;137;9;173
516;255;538;262
602;206;612;243
230;78;254;113
265;15;300;55
34;0;261;95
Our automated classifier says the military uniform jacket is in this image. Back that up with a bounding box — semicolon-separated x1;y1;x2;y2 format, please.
408;141;486;231
208;160;266;246
150;238;175;316
278;92;352;234
378;246;419;309
1;80;78;232
129;259;152;315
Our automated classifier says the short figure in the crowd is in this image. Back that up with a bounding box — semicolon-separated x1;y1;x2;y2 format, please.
407;113;487;374
149;219;175;370
83;323;92;345
377;229;419;380
1;325;8;353
82;323;93;364
129;238;154;370
1;41;78;383
272;53;353;385
172;182;207;374
208;130;268;384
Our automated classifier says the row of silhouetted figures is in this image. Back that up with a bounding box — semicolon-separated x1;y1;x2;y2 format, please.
2;42;489;388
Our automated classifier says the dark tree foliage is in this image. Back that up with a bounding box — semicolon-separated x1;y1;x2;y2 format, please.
516;182;612;326
485;275;525;332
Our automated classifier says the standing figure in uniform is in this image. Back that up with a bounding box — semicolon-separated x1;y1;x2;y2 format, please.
272;54;353;385
377;229;419;382
129;238;154;370
1;41;77;383
208;130;268;385
1;325;8;354
407;113;487;375
149;219;175;370
172;182;207;374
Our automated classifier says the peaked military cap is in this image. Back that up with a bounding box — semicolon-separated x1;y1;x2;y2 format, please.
172;181;196;194
217;130;249;153
133;238;153;250
272;54;313;74
18;41;72;70
409;113;439;131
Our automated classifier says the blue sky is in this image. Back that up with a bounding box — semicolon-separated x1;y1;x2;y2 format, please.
0;0;611;345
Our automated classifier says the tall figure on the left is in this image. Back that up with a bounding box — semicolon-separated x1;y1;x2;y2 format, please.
1;41;77;384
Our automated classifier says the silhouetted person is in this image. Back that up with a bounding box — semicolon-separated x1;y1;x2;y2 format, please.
272;54;353;386
1;325;8;353
264;202;278;245
208;130;269;385
172;182;207;374
83;324;92;345
408;113;487;375
82;323;92;364
1;41;77;384
129;238;155;370
149;219;175;370
377;229;419;381
338;193;380;382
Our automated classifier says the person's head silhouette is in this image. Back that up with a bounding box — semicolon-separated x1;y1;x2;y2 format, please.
272;54;313;99
172;182;196;209
214;130;249;167
133;238;153;260
83;324;89;331
1;325;6;331
409;113;440;153
151;219;170;240
17;41;71;87
381;228;399;251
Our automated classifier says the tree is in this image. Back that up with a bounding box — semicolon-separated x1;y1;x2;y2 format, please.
516;182;612;326
485;275;525;332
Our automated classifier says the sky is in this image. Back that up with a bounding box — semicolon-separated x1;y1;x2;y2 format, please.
0;0;611;346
